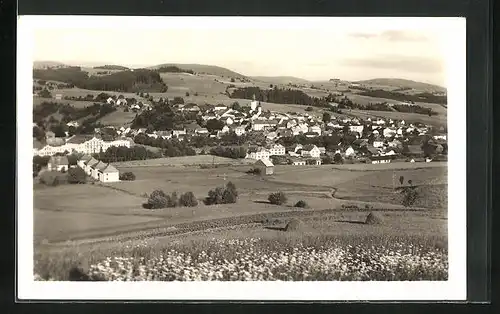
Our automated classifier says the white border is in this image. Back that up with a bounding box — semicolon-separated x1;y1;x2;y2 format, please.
17;16;467;301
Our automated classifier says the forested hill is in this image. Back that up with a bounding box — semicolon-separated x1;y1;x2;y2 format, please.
93;65;130;71
33;67;168;93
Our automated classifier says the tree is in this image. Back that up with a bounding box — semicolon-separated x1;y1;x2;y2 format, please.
204;182;238;205
268;191;287;205
119;172;136;181
178;192;198;207
333;153;343;164
294;200;308;208
206;119;225;132
230;78;235;82
231;102;241;111
322;112;331;123
305;106;313;112
67;167;86;184
38;88;52;98
185;92;190;97
399;175;404;185
33;126;46;142
401;186;419;207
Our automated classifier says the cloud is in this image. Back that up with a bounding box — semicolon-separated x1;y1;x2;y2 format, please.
379;30;429;42
348;32;378;39
348;30;429;42
341;55;443;74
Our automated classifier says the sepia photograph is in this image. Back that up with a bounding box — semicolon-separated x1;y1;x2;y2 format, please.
17;16;466;300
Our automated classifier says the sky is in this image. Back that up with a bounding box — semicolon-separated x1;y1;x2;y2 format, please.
30;17;458;86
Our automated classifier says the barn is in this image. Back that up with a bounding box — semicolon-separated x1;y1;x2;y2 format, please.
254;159;274;175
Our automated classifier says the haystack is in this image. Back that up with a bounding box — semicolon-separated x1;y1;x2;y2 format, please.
365;212;384;225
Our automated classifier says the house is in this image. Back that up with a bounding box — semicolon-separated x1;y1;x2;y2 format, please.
96;163;120;182
214;104;228;111
47;156;69;172
266;132;278;141
345;146;355;157
318;146;326;154
309;125;322;135
268;144;286;156
45;131;55;139
195;128;209;135
306;158;322;166
116;98;128;106
254;159;274;175
234;126;246;136
77;154;92;168
246;147;270;161
66;121;80;128
349;125;364;135
433;134;447;141
250;100;260;111
106;97;116;105
291;158;306;166
388;139;402;148
220;125;230;134
55;94;63;100
304;132;320;138
172;128;187;137
300;145;321;158
383;127;397;138
252;119;278;131
224;117;234;125
373;140;385;148
368;155;392;164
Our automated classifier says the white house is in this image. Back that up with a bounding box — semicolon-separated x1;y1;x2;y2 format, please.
345;146;355;157
234;126;246;136
373;140;385;148
250;100;260;111
383;128;397;138
369;156;392;164
106;97;116;105
172;129;187;137
47;156;69;172
349;125;364;135
116;98;128;106
214;104;228;111
309;125;322;135
224;117;234;125
246;147;270;161
77;154;92;169
195;128;209;135
300;145;321;158
66;121;80;128
291;159;306;166
268;144;286;156
95;163;120;182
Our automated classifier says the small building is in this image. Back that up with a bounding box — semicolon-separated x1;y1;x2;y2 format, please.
47;156;69;172
369;155;392;164
77;154;92;169
291;158;306;166
254;159;274;175
96;163;120;182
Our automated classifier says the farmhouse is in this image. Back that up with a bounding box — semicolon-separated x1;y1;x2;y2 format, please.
94;163;120;182
268;143;286;156
246;147;270;161
254;159;274;175
47;156;69;172
300;145;321;158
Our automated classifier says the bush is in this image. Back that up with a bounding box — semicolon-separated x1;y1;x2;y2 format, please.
178;192;198;207
39;171;67;186
401;186;419;207
119;172;136;181
268;191;287;205
246;168;261;175
67;167;86;184
204;182;238;205
284;218;305;231
305;106;313;112
147;194;168;209
166;192;178;208
294;200;308;208
365;212;384;225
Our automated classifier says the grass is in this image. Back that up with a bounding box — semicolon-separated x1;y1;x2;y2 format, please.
97;109;136;126
112;155;255;168
34;216;448;281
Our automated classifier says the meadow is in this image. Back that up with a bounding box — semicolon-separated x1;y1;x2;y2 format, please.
33;160;448;281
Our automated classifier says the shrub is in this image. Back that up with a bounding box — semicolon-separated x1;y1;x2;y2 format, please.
178;192;198;207
67;167;86;184
268;191;287;205
294;200;308;208
147;189;168;209
246;168;262;175
285;218;305;231
119;172;136;181
204;182;238;205
365;212;384;225
305;106;313;111
401;186;419;207
165;192;178;208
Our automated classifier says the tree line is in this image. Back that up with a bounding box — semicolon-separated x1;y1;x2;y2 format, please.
33;67;168;92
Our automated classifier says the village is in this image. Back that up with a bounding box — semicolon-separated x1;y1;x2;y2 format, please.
33;93;448;182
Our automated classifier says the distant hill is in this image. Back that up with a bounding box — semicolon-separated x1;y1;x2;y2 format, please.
93;65;130;71
33;61;69;69
251;76;311;85
355;78;446;93
148;63;247;79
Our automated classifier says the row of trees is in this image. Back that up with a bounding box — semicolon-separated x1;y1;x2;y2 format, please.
33;67;168;92
209;146;247;159
156;66;195;75
93;146;162;163
133;134;197;157
357;89;447;105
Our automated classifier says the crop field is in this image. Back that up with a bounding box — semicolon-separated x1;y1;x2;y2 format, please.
97;109;136;126
345;109;447;126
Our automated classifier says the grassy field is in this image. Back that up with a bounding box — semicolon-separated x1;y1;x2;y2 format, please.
343;109;447;126
96;109;136;126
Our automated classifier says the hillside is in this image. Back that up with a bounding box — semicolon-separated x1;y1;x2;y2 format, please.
33;61;69;69
355;78;446;93
251;76;311;85
148;63;247;79
93;65;130;71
